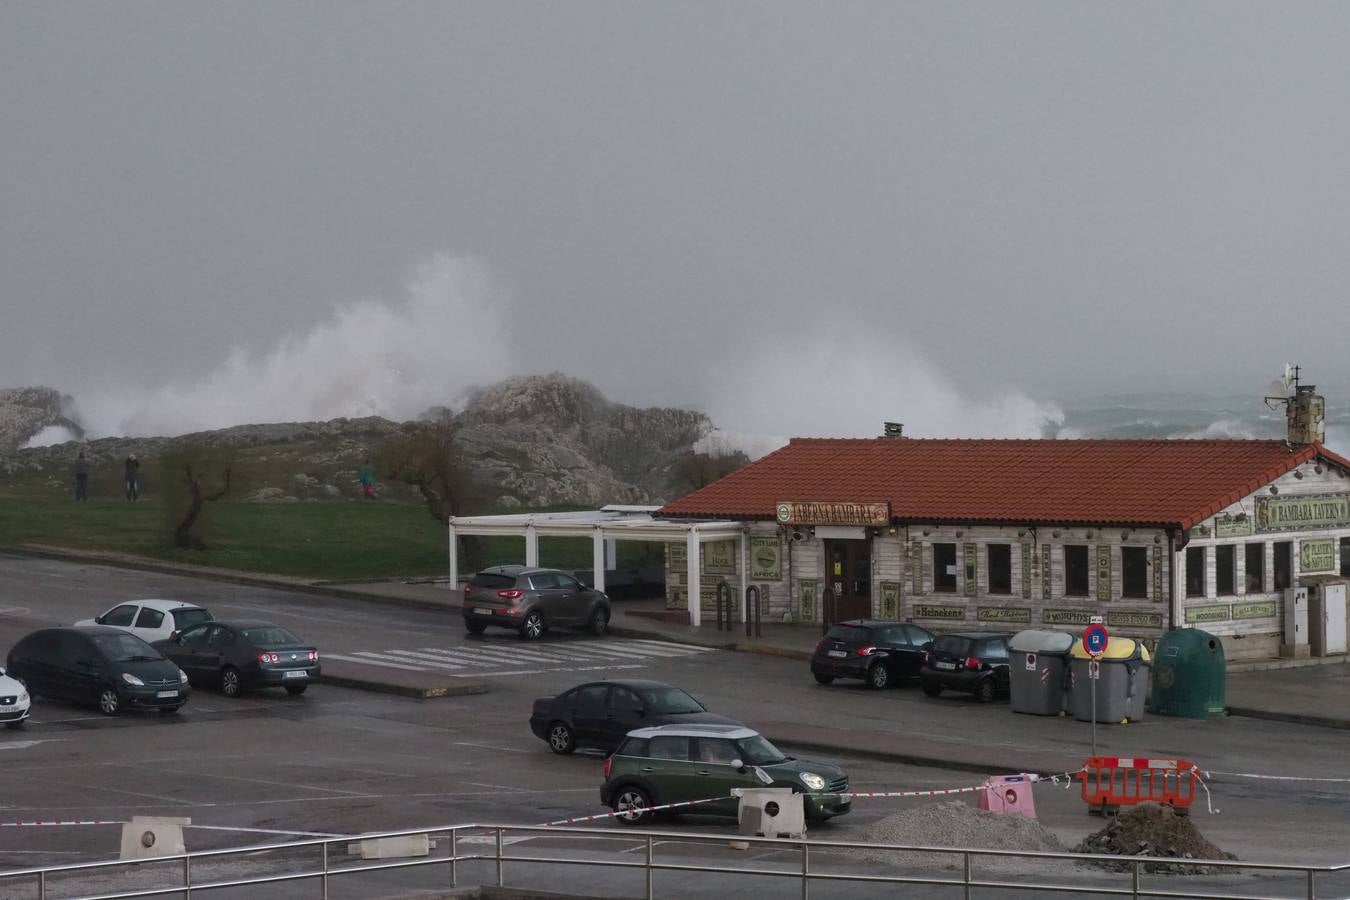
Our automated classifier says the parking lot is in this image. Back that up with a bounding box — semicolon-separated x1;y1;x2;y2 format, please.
1;554;1348;896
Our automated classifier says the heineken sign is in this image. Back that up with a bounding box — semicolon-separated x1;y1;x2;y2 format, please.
775;501;889;526
1255;493;1350;533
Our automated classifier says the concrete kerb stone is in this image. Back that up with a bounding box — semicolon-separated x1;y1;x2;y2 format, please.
319;671;489;701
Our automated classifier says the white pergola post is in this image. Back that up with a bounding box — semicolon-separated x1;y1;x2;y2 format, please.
525;524;539;567
686;529;701;627
448;521;459;589
592;529;607;595
605;538;618;570
739;531;748;623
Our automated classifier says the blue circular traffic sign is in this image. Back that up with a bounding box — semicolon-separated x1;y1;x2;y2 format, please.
1082;623;1109;657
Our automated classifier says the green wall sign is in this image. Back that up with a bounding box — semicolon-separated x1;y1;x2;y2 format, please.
1300;539;1335;573
1041;544;1052;601
749;537;782;580
879;581;900;619
1107;610;1164;629
963;542;978;596
1255;493;1350;533
1021;543;1033;599
913;604;965;621
978;606;1032;624
1215;515;1253;538
1096;545;1112;602
1185;604;1231;624
1152;545;1163;603
702;540;737;575
1042;608;1091;626
910;542;923;595
1232;600;1278;619
799;579;818;621
669;542;687;566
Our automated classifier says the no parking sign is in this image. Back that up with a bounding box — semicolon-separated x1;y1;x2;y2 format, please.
1024;652;1037;670
1082;623;1109;657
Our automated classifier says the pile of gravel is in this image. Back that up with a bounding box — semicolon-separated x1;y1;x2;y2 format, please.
841;800;1067;873
1075;803;1237;874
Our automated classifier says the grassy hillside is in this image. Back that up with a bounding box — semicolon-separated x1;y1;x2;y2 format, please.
0;484;655;581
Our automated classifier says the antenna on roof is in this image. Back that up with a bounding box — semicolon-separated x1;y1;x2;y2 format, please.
1264;363;1324;447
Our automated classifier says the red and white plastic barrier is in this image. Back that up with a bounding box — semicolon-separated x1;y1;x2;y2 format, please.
0;820;123;828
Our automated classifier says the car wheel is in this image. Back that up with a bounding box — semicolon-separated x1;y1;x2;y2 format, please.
613;786;653;825
520;611;545;641
465;619;488;635
5;719;25;730
285;684;308;696
922;681;943;698
975;678;997;704
866;664;889;690
98;688;121;716
588;606;610;636
813;673;835;685
220;666;243;698
547;721;576;755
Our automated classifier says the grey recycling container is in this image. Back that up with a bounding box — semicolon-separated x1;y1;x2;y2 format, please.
1070;638;1152;724
1008;630;1076;715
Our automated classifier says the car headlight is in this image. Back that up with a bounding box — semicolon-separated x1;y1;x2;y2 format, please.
121;673;145;687
17;691;28;703
799;772;826;792
179;669;189;684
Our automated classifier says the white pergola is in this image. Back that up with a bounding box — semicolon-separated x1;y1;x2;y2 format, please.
447;505;748;626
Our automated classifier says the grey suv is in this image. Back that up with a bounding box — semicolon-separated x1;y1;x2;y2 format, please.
462;565;611;640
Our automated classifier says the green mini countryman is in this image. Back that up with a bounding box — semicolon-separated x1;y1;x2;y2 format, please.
600;723;851;825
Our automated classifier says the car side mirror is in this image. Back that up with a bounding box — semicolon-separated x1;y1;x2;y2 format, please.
94;616;104;625
921;641;933;651
732;758;746;773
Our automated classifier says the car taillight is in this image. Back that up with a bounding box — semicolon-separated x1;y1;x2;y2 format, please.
258;652;279;664
923;651;930;666
814;640;825;653
965;657;981;671
497;589;525;601
464;584;472;596
603;756;613;780
308;650;318;662
855;645;877;657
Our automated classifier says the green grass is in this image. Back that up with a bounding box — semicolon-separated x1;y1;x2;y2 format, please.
0;486;661;581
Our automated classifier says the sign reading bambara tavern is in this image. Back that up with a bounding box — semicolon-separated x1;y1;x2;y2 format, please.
776;501;890;526
1255;493;1350;533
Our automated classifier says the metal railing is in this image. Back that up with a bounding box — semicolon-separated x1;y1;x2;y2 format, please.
4;822;1347;900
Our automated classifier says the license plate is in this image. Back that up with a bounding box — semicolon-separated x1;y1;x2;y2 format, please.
284;670;307;679
474;607;496;615
935;661;956;670
827;650;847;658
156;690;179;698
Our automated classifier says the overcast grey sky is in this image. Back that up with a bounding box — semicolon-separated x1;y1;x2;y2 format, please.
4;2;1350;437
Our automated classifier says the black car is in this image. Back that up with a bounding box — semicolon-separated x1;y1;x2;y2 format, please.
811;620;935;689
153;621;319;697
464;565;612;640
529;679;741;755
919;631;1012;703
6;626;190;716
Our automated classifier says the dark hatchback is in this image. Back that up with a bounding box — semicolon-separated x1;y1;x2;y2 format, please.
529;679;741;755
811;620;935;689
153;621;319;697
919;631;1012;703
6;626;190;716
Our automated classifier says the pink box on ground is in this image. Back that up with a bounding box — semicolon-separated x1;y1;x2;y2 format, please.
977;775;1038;819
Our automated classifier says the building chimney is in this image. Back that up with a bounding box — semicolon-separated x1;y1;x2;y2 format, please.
883;422;904;438
1288;384;1325;446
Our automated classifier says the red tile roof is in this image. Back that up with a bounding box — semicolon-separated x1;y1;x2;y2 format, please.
659;439;1350;530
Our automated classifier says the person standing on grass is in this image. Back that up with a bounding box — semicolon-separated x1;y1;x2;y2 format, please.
359;457;375;499
74;451;89;501
124;454;140;501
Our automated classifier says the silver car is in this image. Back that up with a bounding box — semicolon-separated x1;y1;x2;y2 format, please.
462;565;611;640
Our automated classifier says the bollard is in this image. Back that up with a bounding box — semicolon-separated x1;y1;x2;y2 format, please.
716;581;734;631
745;585;763;638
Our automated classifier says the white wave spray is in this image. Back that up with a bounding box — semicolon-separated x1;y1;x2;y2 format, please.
696;326;1064;459
77;255;514;437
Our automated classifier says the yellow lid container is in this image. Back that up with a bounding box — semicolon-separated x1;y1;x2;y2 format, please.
1071;637;1150;661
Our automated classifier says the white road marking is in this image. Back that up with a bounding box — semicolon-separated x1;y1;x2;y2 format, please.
449;663;645;678
452;741;533;754
0;739;61;751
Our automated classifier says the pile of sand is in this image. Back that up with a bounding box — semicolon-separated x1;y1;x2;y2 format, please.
842;800;1066;873
1075;803;1237;874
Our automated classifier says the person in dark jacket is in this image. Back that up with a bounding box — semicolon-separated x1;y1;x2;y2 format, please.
74;452;89;501
124;454;140;501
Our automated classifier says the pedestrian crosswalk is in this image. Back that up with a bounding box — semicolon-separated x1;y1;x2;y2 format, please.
324;638;716;678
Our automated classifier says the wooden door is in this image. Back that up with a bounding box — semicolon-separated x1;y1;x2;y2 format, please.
825;540;872;623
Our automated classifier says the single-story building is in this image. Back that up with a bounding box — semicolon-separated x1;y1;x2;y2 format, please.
449;385;1350;660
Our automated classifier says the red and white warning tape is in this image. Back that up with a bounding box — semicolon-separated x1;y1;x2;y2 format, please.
840;783;993;800
1201;769;1350;784
542;795;729;827
0;820;123;828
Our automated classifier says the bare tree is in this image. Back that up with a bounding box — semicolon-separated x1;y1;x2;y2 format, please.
669;448;750;493
381;413;472;525
171;461;231;549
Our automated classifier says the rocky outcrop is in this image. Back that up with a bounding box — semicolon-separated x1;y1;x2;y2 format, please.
1;375;717;508
0;387;84;452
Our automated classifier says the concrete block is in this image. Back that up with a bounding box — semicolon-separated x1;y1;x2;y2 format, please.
977;775;1038;819
119;817;190;860
346;834;431;859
